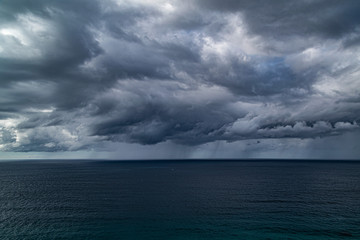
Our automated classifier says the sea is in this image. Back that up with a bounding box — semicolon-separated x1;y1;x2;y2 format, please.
0;160;359;240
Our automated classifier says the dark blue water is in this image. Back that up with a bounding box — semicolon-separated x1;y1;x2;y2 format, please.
0;160;359;239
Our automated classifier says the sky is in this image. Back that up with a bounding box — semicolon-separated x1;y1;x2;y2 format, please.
0;0;360;160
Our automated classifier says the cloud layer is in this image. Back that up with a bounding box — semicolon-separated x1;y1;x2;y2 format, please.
0;0;359;157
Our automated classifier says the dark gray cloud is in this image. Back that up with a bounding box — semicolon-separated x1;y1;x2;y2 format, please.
194;0;360;39
0;0;359;158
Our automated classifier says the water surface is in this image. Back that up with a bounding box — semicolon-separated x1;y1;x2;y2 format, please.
0;160;359;239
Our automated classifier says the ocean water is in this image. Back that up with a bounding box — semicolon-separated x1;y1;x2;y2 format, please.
0;160;359;240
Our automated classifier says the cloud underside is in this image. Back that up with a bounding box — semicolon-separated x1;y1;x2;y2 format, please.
0;0;360;152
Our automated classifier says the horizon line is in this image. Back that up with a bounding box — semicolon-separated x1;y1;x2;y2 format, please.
0;158;359;162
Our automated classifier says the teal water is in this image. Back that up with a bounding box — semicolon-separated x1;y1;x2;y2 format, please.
0;160;359;239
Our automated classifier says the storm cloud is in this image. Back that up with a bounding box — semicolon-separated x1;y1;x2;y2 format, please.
0;0;359;158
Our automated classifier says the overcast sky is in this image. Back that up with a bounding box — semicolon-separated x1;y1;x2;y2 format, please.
0;0;360;160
